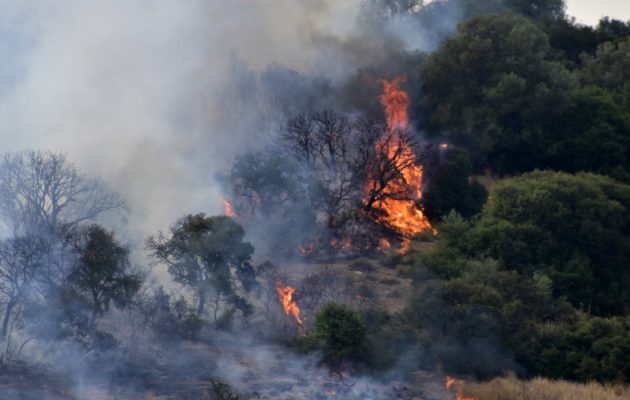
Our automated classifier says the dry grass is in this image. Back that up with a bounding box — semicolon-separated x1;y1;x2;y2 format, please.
465;375;630;400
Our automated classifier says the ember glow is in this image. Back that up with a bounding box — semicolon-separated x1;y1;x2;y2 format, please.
276;282;303;326
223;199;236;218
446;376;478;400
299;242;317;257
367;76;433;239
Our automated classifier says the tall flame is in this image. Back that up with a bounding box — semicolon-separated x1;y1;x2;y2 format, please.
276;282;303;325
223;198;236;218
446;376;478;400
368;76;432;239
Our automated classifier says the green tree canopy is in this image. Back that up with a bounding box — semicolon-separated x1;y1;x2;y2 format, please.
424;147;488;220
420;14;576;173
580;38;630;107
315;303;369;370
443;171;630;315
68;225;142;328
546;87;630;183
147;214;255;319
502;0;565;20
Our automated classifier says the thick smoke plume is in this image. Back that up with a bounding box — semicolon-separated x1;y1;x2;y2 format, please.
0;1;472;399
0;0;458;238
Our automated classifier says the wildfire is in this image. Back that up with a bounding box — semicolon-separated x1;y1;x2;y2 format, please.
275;282;303;326
299;242;317;257
446;376;478;400
367;76;433;241
378;238;391;250
330;237;353;252
223;198;235;218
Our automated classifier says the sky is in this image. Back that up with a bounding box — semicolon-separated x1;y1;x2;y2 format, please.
565;0;630;25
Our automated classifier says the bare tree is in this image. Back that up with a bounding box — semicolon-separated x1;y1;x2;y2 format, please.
361;127;419;212
0;236;47;338
284;111;359;241
0;150;126;235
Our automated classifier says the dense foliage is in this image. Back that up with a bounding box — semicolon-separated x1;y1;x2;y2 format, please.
389;172;630;382
421;14;576;173
147;214;256;320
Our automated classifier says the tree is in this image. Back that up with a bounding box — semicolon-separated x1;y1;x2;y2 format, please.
420;14;576;173
502;0;565;20
423;147;487;220
405;257;570;377
546;87;630;183
580;38;630;108
222;151;319;255
147;214;255;318
0;236;48;337
67;225;142;328
465;171;630;315
359;0;424;22
315;303;368;370
231;110;425;254
0;151;125;235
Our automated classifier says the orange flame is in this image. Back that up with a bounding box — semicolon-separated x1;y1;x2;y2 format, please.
299;242;317;257
223;199;235;218
378;238;391;250
330;237;353;251
276;282;303;326
445;376;478;400
367;76;433;243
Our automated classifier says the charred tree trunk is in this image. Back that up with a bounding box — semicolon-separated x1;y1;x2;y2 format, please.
197;289;207;316
2;300;16;338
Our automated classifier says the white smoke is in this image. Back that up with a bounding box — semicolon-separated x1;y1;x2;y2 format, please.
0;0;368;236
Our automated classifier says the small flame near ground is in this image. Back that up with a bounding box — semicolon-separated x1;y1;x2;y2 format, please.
299;242;317;257
366;76;433;243
223;198;236;218
446;376;479;400
276;282;303;327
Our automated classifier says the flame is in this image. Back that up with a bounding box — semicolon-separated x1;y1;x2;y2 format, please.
366;76;433;243
299;242;317;256
330;237;353;251
223;198;235;218
398;238;410;254
440;143;449;149
445;376;478;400
276;282;303;326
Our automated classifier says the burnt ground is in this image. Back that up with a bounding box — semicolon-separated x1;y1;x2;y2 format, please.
0;240;452;400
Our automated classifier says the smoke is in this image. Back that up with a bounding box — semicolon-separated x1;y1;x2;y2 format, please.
0;0;349;234
0;2;476;398
0;0;461;239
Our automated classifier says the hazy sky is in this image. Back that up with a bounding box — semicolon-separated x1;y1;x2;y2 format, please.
566;0;630;25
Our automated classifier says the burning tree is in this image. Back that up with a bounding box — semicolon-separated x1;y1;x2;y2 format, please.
363;76;432;237
223;76;434;255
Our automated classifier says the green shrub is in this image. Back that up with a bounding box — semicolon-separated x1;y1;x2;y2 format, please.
315;303;369;370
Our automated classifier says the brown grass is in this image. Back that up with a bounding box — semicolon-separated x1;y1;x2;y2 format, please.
464;375;630;400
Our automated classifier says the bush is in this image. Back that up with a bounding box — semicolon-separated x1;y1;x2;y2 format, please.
147;289;205;341
527;314;630;382
315;303;369;370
